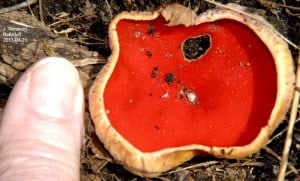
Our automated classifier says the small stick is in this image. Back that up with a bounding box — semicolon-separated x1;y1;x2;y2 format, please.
165;161;219;174
278;52;300;180
259;0;300;11
105;0;113;19
263;146;298;175
39;0;44;24
0;0;38;14
203;0;300;50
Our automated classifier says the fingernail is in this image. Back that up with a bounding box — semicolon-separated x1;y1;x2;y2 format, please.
28;57;81;118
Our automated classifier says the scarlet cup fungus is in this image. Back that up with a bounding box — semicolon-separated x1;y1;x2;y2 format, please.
89;4;295;177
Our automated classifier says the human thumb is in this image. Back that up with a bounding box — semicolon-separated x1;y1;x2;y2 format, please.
0;57;84;180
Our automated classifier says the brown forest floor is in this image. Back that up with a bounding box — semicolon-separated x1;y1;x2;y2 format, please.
0;0;300;180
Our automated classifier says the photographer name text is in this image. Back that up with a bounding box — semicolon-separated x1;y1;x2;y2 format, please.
2;26;28;43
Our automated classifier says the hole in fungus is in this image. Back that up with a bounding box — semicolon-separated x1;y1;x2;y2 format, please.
182;35;211;60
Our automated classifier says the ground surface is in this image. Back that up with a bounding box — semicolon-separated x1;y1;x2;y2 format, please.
0;0;299;180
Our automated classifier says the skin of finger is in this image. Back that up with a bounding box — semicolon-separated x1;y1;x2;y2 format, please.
0;59;84;180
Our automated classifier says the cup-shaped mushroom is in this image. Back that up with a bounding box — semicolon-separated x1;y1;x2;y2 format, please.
89;4;295;177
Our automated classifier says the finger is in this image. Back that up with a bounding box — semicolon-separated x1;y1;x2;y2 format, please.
0;57;84;180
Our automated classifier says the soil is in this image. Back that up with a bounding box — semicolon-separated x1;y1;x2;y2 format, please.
0;0;299;180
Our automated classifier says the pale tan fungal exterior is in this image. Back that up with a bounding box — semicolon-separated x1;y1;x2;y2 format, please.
89;4;295;177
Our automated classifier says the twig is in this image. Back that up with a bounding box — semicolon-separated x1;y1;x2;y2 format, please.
203;0;300;50
263;146;298;175
105;0;113;19
281;0;300;18
165;161;219;175
267;119;299;145
0;0;37;14
48;13;95;27
267;126;288;145
228;161;264;167
39;0;44;24
70;58;107;67
259;0;300;11
278;52;300;181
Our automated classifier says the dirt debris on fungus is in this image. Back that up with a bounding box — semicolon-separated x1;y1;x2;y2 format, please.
179;87;199;106
165;73;176;84
151;66;159;78
146;50;152;58
147;25;155;35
